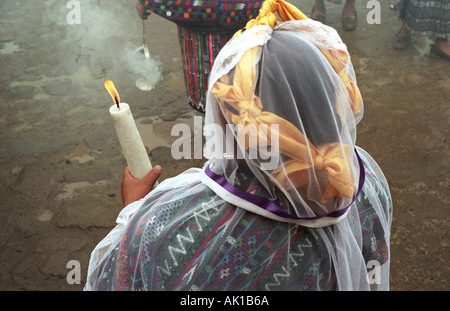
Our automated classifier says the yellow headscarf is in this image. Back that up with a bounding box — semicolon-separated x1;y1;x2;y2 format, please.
211;0;361;201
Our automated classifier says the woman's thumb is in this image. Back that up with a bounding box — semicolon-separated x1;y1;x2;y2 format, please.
143;165;162;185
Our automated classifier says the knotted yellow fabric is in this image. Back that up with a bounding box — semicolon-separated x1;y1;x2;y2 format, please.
319;49;362;114
234;0;362;115
271;144;355;200
211;0;357;200
233;0;308;38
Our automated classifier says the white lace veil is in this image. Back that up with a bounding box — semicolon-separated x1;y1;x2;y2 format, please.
203;19;364;227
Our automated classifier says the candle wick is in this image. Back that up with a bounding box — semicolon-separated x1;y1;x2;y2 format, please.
115;97;120;109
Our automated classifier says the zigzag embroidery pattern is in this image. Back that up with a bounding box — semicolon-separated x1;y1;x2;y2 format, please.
264;229;319;291
157;198;221;277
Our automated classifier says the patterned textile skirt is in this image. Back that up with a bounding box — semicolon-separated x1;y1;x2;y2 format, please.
85;148;392;291
178;26;232;113
398;0;450;40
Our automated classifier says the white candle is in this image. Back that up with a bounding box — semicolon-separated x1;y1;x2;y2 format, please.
109;103;152;180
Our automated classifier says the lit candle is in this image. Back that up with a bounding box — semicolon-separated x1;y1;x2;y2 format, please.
105;79;152;180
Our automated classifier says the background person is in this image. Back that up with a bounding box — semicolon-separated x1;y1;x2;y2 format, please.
135;0;262;113
393;0;449;59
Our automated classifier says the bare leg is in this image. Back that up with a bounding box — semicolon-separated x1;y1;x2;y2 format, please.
435;39;450;55
311;0;326;23
431;38;450;59
393;22;411;50
343;0;356;19
396;23;409;37
342;0;357;31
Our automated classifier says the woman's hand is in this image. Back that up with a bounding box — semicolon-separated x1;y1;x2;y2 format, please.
135;0;151;20
121;165;162;207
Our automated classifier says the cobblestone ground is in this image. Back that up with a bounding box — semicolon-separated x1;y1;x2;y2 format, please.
0;0;448;290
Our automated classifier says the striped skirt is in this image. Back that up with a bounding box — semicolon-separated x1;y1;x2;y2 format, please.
178;26;232;113
398;0;450;40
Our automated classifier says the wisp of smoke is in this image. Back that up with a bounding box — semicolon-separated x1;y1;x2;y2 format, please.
44;0;163;87
125;46;163;90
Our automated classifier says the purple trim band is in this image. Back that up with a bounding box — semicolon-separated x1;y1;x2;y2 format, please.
205;149;366;221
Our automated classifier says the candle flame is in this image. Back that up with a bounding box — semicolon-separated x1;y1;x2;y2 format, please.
104;79;121;106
